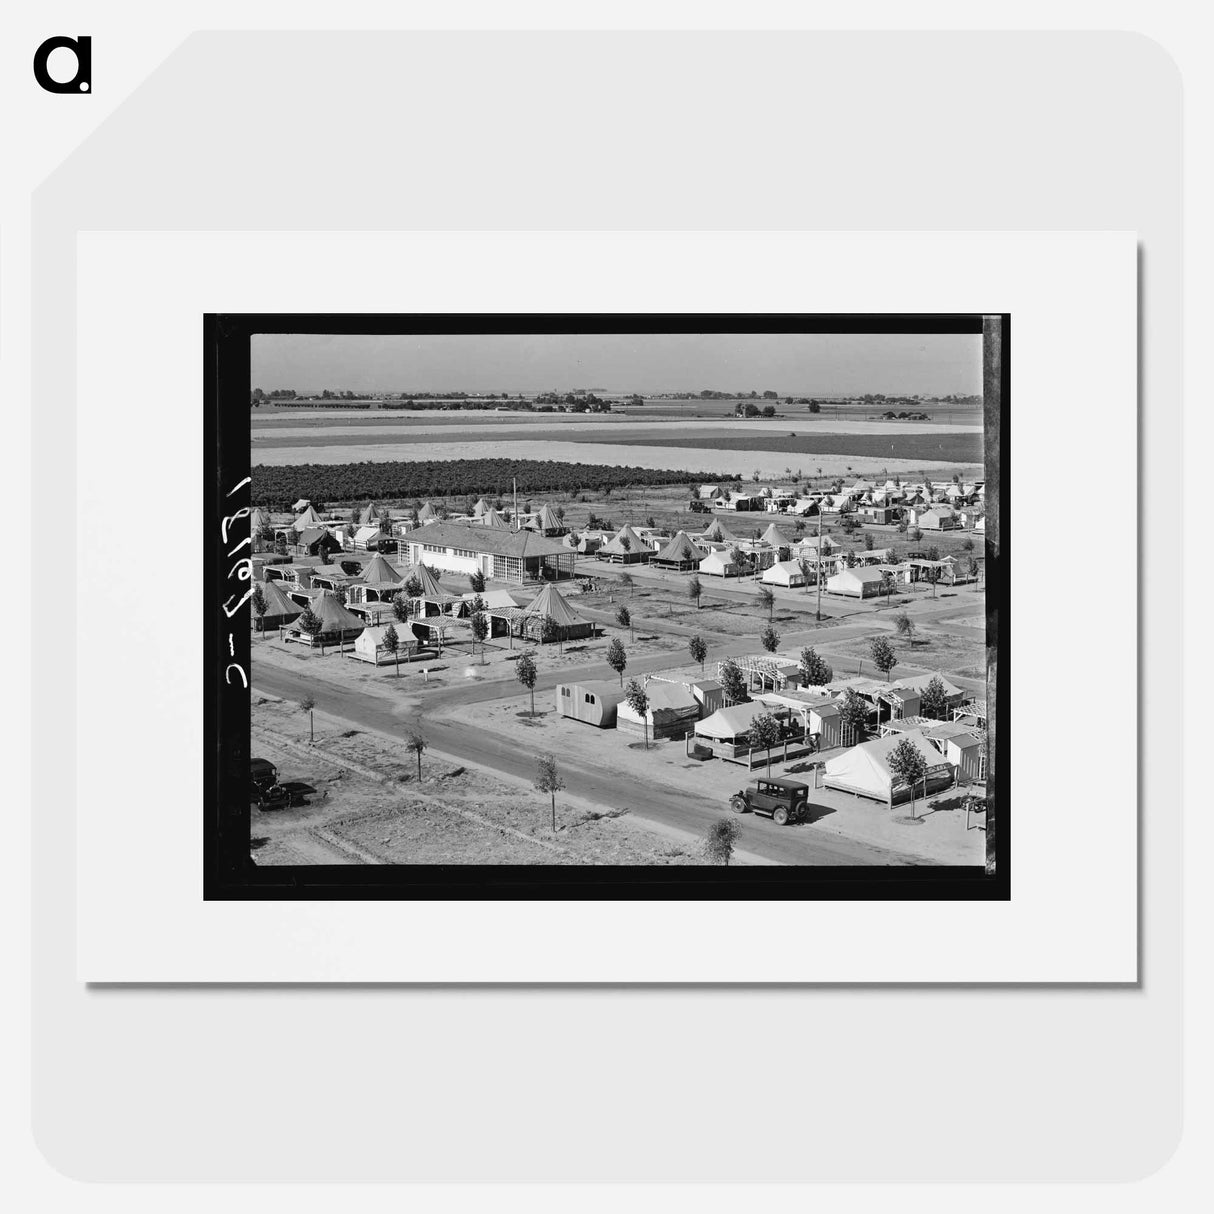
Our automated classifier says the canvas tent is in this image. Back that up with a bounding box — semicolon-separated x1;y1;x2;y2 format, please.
416;501;439;525
597;524;652;563
823;729;953;805
761;560;807;588
290;589;365;647
352;524;383;550
519;583;593;642
477;507;510;529
358;502;382;526
826;567;885;598
759;523;792;551
699;518;737;544
350;623;415;666
651;530;704;571
617;681;701;741
472;498;491;518
255;579;303;630
699;548;742;578
694;701;769;743
527;504;564;535
293;504;324;532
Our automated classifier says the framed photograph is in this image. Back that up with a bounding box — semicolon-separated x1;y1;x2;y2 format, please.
208;314;1006;901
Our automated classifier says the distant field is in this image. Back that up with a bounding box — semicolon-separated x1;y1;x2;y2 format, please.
253;426;981;465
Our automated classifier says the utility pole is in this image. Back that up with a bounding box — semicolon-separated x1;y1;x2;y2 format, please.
513;478;519;530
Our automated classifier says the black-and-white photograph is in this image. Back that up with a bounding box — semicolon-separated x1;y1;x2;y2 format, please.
209;315;1005;898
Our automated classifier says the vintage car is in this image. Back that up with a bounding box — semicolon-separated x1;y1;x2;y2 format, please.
728;777;810;826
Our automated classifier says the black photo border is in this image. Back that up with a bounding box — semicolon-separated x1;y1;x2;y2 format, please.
205;314;1009;901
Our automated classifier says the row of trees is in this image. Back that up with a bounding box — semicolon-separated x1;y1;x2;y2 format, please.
250;458;731;508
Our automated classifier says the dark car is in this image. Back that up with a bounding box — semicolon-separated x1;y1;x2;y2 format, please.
729;777;809;826
250;758;279;796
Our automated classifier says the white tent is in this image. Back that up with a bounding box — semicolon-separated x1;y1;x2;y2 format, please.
823;730;951;804
694;701;769;742
699;549;740;578
761;560;806;588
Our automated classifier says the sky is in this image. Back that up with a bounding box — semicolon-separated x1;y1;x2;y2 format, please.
251;331;983;397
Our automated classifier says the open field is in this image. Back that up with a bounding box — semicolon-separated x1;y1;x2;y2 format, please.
254;427;982;465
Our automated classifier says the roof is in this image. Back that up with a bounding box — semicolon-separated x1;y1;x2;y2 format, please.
293;505;323;530
472;498;491;516
699;519;737;543
894;671;966;698
762;560;805;582
698;549;738;573
401;522;569;560
300;590;365;634
759;523;792;548
258;580;303;619
824;729;947;794
828;566;886;585
477;507;510;529
358;502;381;525
520;583;587;627
599;524;650;556
296;527;332;547
653;531;704;563
531;504;562;530
354;524;382;544
360;553;403;584
695;701;770;739
410;563;455;602
416;502;438;523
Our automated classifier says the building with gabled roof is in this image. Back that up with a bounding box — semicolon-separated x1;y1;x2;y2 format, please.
651;531;705;571
400;521;576;586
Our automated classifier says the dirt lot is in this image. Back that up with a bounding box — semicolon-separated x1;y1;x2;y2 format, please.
250;697;765;865
821;627;986;684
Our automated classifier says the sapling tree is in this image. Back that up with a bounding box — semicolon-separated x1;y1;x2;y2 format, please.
406;730;428;780
719;658;748;705
606;637;628;686
299;694;317;744
748;711;782;773
688;575;703;610
894;611;916;644
615;604;633;641
252;583;268;632
469;568;486;594
757;585;775;620
534;753;565;832
839;687;869;744
887;736;929;818
870;636;898;681
382;621;401;677
688;634;708;675
798;646;832;688
760;624;780;653
919;675;949;720
515;650;538;716
620;572;634;597
703;816;742;866
625;678;651;750
469;594;489;662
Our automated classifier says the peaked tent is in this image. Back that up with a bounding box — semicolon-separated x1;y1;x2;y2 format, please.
472;498;491;518
478;507;510;529
296;589;365;642
699;518;737;544
361;553;403;585
358;502;382;526
529;504;563;532
411;563;455;605
651;530;704;570
256;578;303;628
293;505;323;531
759;523;792;549
416;501;438;524
598;524;652;562
694;701;769;741
250;507;271;534
519;583;593;640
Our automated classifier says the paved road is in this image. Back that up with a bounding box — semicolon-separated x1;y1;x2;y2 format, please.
253;663;919;867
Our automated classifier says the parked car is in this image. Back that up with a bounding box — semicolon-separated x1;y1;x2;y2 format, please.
250;758;279;797
728;777;809;826
255;782;293;811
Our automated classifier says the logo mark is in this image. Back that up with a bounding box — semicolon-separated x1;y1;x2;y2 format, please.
33;35;91;93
